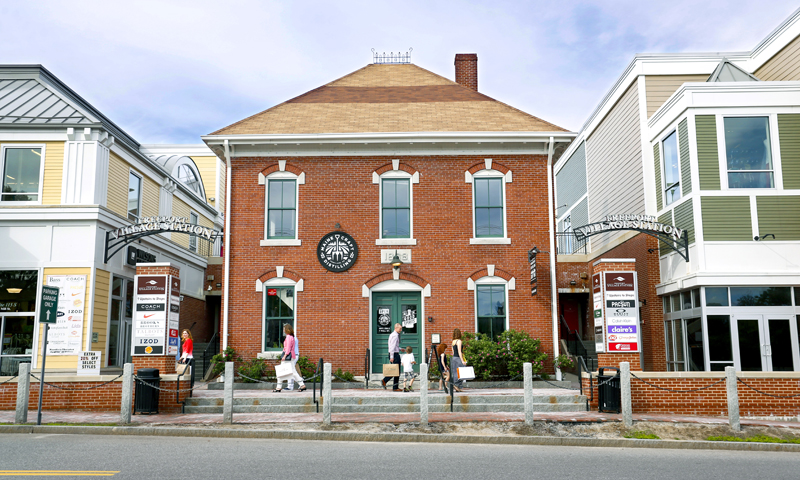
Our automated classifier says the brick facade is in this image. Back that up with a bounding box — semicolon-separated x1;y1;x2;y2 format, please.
226;154;557;374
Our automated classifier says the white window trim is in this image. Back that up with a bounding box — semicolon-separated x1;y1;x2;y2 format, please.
256;275;303;359
127;169;143;223
373;167;419;245
467;165;512;244
0;144;46;205
259;170;304;247
188;211;199;252
660;129;682;207
471;275;513;334
717;114;780;191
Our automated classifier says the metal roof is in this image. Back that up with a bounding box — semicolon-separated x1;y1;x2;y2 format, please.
0;78;94;125
707;59;761;82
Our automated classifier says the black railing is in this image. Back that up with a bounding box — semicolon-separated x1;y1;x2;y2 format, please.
312;358;323;413
577;355;591;411
364;348;370;389
555;232;587;255
201;332;219;379
560;316;595;372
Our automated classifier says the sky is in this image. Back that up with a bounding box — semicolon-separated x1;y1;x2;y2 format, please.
1;0;798;144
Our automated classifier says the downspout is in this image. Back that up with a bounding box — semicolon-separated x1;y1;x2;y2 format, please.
547;136;561;381
222;139;232;350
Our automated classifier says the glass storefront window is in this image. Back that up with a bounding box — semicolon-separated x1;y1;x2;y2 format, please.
0;270;38;312
692;289;701;309
0;315;35;376
686;318;704;371
682;291;692;311
707;315;733;363
705;287;729;307
264;287;294;350
671;294;681;312
730;286;791;306
723;117;774;189
795;287;800;306
663;296;670;313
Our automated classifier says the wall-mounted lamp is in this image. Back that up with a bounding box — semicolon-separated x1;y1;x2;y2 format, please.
207;285;212;291
640;298;647;306
428;316;434;323
569;280;577;286
754;234;775;241
579;272;588;280
391;250;403;268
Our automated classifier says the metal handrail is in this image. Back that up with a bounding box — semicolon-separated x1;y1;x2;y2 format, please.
577;355;592;410
364;348;370;389
312;358;323;413
560;316;595;371
555;232;587;255
201;332;219;378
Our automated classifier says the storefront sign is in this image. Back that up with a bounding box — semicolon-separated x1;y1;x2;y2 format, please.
110;216;215;241
77;351;101;376
132;275;169;355
168;277;180;356
401;304;417;332
126;246;156;266
603;272;640;353
45;275;86;355
317;232;358;272
592;274;604;353
528;247;539;296
573;214;689;262
377;307;391;334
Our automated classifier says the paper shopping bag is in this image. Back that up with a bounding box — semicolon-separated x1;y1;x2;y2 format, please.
382;363;400;377
275;361;294;379
457;366;475;381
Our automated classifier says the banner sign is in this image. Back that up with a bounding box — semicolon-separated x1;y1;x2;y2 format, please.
573;214;689;262
45;275;87;355
603;272;640;353
528;247;539;296
132;275;168;355
168;277;181;356
77;351;101;376
592;273;605;353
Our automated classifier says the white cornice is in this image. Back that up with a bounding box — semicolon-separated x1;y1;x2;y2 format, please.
140;144;216;157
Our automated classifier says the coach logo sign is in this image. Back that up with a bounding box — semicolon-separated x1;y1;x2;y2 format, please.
317;232;359;272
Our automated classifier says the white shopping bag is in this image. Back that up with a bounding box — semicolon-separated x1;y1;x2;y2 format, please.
275;361;294;380
457;366;475;380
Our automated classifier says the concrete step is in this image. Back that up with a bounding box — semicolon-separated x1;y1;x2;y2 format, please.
182;402;587;414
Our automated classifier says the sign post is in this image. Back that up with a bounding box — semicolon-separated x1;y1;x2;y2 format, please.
37;285;59;425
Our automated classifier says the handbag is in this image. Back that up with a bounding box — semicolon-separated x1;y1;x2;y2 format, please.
457;366;475;381
382;363;400;377
275;361;294;379
175;362;191;375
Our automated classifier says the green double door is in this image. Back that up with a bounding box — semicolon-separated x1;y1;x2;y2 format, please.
372;292;421;374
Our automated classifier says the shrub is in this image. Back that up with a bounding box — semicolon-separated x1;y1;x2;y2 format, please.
237;358;268;383
210;346;240;377
554;354;575;371
333;368;355;382
462;329;548;381
296;356;317;380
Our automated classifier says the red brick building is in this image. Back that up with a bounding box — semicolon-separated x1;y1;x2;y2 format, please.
202;54;574;376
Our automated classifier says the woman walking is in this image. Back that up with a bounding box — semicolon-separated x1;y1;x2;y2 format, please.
274;324;306;392
436;343;450;393
179;329;193;365
450;328;467;392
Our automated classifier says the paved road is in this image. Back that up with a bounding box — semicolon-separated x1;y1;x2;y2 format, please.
1;434;799;479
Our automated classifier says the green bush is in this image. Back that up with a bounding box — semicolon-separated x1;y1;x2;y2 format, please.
210;346;240;377
296;356;317;380
333;368;355;382
237;358;268;383
554;354;575;371
462;329;548;381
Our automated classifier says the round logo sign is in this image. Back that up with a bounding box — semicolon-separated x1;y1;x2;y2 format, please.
317;232;358;272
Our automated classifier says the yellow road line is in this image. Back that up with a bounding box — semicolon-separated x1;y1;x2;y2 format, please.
0;472;118;476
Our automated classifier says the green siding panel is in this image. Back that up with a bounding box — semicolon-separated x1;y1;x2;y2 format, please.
778;114;800;189
653;143;663;211
696;115;721;190
679;118;692;195
701;197;752;241
757;195;800;240
674;198;695;245
658;211;674;254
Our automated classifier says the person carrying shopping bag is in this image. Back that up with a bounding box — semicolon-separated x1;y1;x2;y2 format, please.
287;331;302;391
450;328;467;392
273;324;306;392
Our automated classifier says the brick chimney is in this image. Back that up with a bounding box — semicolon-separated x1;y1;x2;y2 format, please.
454;54;478;91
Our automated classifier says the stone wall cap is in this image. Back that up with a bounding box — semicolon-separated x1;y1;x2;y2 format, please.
593;258;636;266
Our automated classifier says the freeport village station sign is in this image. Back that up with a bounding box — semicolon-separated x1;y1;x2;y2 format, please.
104;216;222;263
574;214;689;262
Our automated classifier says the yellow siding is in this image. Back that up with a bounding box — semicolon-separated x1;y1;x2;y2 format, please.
219;159;226;213
107;152;128;217
107;152;159;220
92;269;111;363
142;175;159;218
38;268;92;371
645;75;708;118
190;155;218;204
171;197;191;249
755;34;800;81
0;141;64;205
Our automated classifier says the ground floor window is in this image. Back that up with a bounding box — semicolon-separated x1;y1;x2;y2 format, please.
476;285;506;340
0;270;38;376
264;286;294;351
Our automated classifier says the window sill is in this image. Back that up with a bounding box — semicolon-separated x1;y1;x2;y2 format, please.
375;238;417;246
260;239;302;246
470;238;511;245
257;351;283;360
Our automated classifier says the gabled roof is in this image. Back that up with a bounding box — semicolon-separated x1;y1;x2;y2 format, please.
211;63;567;135
707;59;760;82
0;78;94;125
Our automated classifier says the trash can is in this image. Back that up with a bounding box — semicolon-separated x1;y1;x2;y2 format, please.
597;366;621;413
134;368;160;415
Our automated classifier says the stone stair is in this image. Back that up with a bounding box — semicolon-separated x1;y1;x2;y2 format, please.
183;391;587;414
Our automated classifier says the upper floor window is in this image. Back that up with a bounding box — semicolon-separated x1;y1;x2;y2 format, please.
382;178;410;238
1;147;43;203
127;171;142;222
474;177;504;237
723;116;774;188
267;179;296;239
476;284;506;340
189;212;199;252
662;130;681;205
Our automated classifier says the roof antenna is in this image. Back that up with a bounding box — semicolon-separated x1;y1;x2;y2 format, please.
372;48;413;64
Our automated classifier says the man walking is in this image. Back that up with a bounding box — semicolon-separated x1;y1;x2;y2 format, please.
382;323;402;391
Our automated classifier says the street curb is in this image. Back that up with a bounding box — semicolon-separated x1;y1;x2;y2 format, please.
1;425;799;452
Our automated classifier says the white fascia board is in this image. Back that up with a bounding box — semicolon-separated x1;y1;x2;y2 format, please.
0;128;73;142
140;144;216;157
747;7;800;71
